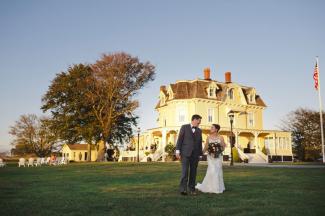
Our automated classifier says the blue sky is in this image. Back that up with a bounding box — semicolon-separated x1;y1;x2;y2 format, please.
1;0;324;152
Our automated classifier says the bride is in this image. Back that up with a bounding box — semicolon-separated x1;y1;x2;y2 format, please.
196;124;226;194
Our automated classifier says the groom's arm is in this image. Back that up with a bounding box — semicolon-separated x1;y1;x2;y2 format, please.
199;130;203;156
176;125;185;157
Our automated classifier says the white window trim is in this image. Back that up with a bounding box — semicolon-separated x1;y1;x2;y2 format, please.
248;112;255;127
228;88;234;100
176;107;187;124
208;108;214;123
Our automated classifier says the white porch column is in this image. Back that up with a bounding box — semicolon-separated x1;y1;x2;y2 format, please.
273;133;276;156
254;132;259;150
162;129;167;162
148;133;153;151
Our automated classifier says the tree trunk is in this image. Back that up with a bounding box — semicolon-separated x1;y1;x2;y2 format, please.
87;143;91;162
97;140;106;162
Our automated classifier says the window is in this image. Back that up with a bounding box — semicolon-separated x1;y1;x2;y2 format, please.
207;84;217;98
249;94;254;103
265;137;273;149
280;137;284;149
248;112;254;127
228;89;234;100
209;88;214;97
178;109;185;123
286;138;290;149
208;108;213;123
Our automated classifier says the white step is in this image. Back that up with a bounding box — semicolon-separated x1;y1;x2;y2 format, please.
245;153;267;164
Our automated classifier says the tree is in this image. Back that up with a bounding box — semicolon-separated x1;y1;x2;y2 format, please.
41;64;101;161
42;52;155;161
85;52;155;160
9;114;59;157
281;108;324;161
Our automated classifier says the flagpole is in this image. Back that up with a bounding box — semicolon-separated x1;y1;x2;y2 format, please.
316;56;325;163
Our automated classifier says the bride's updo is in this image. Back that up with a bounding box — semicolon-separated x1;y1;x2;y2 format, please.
212;124;220;132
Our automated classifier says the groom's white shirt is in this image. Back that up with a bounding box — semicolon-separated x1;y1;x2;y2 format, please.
176;123;196;154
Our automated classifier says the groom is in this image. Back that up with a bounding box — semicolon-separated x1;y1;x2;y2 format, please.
176;114;203;195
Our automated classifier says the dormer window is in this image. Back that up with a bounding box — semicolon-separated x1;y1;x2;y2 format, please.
209;87;214;97
207;83;217;98
228;88;234;100
246;88;256;104
247;91;256;104
249;94;254;103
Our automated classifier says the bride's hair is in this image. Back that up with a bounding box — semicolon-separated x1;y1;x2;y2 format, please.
212;124;220;132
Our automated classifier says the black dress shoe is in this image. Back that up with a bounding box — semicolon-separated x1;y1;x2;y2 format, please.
180;191;188;196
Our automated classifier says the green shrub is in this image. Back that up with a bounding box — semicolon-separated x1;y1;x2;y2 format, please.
165;143;176;157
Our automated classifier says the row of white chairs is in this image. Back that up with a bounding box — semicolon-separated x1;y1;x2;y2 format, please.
18;157;68;167
0;158;6;167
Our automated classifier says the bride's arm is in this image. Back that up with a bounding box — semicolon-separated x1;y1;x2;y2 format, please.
202;136;209;153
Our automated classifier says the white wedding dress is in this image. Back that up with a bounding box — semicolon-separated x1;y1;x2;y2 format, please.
196;136;225;194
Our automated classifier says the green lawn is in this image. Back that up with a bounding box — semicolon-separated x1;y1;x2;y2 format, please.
0;162;324;216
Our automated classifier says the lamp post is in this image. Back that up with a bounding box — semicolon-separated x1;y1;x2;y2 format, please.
228;110;235;166
137;127;141;162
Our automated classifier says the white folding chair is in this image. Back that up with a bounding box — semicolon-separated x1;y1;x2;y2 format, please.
34;158;42;166
18;158;26;167
27;158;34;167
40;157;45;165
46;157;51;165
55;157;61;165
60;157;67;165
0;158;6;167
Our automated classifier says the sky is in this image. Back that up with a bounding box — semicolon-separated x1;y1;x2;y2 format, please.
0;0;324;152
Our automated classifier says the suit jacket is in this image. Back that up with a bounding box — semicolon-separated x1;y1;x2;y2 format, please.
176;124;203;157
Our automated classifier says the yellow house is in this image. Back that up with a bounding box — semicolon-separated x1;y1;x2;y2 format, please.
61;144;98;162
120;68;293;163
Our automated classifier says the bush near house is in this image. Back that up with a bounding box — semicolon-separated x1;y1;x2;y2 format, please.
165;143;176;161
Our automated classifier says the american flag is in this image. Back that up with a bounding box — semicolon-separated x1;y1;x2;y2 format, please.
314;60;319;90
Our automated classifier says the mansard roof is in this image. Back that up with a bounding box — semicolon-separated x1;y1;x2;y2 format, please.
155;79;266;109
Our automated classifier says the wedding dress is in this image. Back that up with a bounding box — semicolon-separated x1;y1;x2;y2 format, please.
196;136;225;194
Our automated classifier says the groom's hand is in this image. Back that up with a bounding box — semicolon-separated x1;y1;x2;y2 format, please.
176;152;181;160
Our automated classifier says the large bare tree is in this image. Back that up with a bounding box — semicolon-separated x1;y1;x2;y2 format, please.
9;114;59;157
87;53;155;160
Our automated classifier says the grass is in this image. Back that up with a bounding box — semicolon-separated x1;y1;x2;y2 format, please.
0;162;324;216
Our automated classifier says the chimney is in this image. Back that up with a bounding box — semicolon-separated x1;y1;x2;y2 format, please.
204;67;211;80
225;71;232;83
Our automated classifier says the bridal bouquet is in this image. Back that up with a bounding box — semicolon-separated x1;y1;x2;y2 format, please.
207;139;224;158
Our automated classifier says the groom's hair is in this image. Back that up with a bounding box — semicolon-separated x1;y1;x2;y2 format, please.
191;114;202;121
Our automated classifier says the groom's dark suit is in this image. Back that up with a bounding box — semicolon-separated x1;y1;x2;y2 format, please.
176;124;203;192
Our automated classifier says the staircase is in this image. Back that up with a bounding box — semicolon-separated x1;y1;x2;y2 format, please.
245;153;268;163
151;147;164;161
